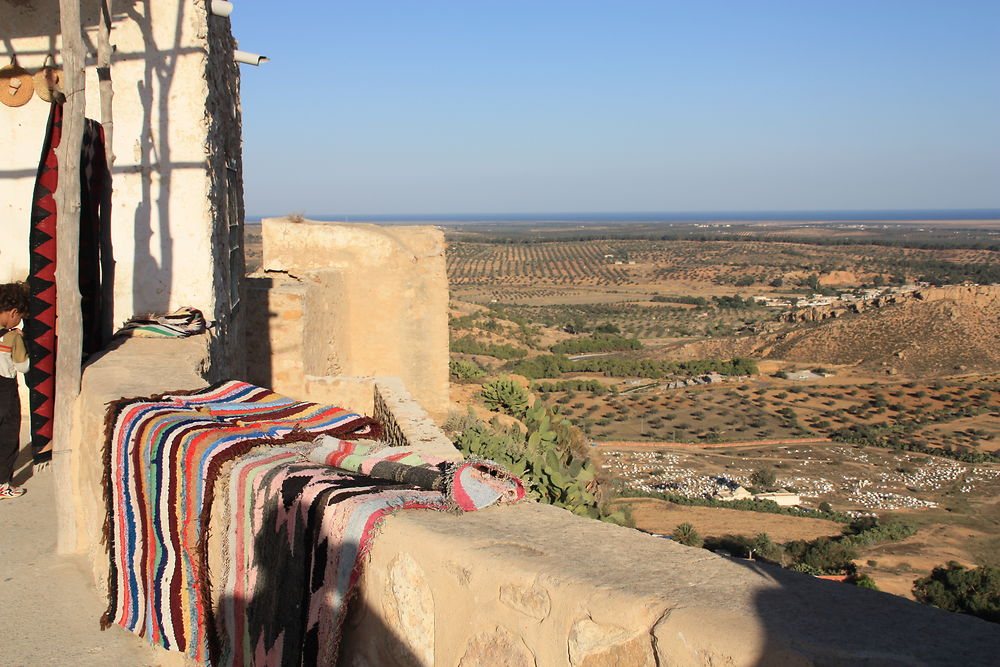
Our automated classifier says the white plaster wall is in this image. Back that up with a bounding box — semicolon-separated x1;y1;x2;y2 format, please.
1;0;238;328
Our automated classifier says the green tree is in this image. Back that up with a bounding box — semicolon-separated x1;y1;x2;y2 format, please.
790;537;858;573
912;562;1000;624
751;533;783;563
672;522;704;547
750;468;778;490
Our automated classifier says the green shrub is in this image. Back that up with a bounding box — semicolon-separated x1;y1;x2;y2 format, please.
480;377;530;418
449;359;486;380
913;562;1000;623
551;334;642;355
672;522;704;547
450;335;527;359
507;354;758;380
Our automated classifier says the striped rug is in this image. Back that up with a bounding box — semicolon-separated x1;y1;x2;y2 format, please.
101;381;380;663
217;438;524;666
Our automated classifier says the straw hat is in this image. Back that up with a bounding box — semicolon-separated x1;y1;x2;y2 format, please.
33;56;64;103
0;61;34;107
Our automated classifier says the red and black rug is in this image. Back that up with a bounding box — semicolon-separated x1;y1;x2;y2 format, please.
25;103;61;464
24;103;110;464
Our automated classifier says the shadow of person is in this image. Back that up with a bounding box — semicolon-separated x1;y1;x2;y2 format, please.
12;435;34;487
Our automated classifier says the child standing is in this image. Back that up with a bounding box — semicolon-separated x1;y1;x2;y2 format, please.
0;282;30;499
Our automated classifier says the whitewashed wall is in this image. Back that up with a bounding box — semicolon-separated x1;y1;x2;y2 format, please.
0;0;242;331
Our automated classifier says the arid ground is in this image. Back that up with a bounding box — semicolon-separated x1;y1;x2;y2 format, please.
436;220;1000;601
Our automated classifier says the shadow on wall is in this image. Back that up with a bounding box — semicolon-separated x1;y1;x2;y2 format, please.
240;276;274;389
126;0;179;317
215;483;421;666
721;554;1000;665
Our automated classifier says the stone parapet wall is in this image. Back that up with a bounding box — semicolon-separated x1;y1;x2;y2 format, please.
373;376;462;461
66;340;1000;665
244;274;308;390
344;502;1000;666
69;335;213;581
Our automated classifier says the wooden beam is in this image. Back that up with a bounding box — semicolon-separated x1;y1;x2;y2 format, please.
54;0;86;554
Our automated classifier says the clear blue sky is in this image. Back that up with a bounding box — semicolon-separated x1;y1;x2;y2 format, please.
230;1;1000;217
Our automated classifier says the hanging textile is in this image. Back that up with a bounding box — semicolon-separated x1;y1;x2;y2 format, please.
25;103;111;463
79;118;111;357
25;103;61;464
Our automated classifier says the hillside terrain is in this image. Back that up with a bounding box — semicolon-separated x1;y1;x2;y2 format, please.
665;286;1000;376
438;222;1000;608
247;220;1000;609
767;298;1000;374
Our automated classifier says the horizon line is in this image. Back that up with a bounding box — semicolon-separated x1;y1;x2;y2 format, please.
245;207;1000;223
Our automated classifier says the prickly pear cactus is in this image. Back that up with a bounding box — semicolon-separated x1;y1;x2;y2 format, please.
479;376;530;418
455;399;632;526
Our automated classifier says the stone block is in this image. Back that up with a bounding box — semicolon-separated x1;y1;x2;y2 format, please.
258;218;450;422
460;626;536;667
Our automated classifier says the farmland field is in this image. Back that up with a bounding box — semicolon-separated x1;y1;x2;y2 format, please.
442;220;1000;600
447;236;1000;296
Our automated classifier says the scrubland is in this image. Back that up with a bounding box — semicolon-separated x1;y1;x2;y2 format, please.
443;221;1000;602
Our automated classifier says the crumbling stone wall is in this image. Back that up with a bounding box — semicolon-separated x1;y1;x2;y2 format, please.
244;217;450;422
343;501;1000;666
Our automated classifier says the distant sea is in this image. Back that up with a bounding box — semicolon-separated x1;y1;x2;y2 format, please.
245;209;1000;225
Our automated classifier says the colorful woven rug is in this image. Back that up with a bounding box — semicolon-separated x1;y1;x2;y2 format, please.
101;381;381;663
25;104;111;461
307;435;525;510
217;438;524;666
114;306;208;338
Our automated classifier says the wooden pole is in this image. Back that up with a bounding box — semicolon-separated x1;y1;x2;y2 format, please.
54;0;86;554
97;0;115;344
97;0;114;165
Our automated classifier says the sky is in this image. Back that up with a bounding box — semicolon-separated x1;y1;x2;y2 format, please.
230;1;1000;218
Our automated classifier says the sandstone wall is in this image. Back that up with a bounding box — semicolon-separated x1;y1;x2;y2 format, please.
343;501;1000;666
245;217;451;422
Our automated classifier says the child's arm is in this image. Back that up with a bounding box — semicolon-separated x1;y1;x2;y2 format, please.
2;330;28;374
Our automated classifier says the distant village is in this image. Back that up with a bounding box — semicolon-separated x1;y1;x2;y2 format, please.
602;446;1000;515
752;284;925;309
